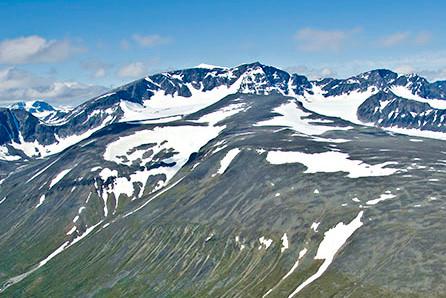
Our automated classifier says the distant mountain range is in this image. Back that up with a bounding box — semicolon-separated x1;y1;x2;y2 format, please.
1;62;446;161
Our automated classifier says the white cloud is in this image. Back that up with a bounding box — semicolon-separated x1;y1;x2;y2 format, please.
294;27;361;52
378;31;432;48
378;32;410;47
0;67;108;106
81;59;111;78
0;35;82;64
117;62;146;78
131;34;170;47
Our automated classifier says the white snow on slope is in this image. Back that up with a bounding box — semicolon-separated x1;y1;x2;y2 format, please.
49;168;72;189
311;222;320;232
99;168;118;180
130;76;244;121
366;191;396;205
281;248;308;282
35;195;46;208
390;86;446;109
98;168;134;216
300;86;378;125
197;103;247;126
258;236;273;249
0;220;103;293
213;148;241;176
281;233;289;253
119;101;185;123
101;124;224;214
266;150;400;178
263;247;308;297
104;125;222;168
288;211;364;297
10;113;115;159
299;85;446;141
27;157;61;183
5;69;245;160
66;226;77;235
255;100;352;136
0;146;20;161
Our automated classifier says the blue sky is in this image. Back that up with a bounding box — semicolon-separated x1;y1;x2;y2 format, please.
0;0;445;105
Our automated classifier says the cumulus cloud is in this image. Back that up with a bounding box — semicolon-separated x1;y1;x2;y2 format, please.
81;59;111;78
0;67;108;107
378;31;432;47
132;34;170;47
117;62;147;78
0;35;83;64
294;27;361;52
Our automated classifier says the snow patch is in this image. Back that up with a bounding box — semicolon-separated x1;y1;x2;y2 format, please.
49;168;72;189
255;101;352;136
266;150;400;178
213;148;241;176
288;211;364;297
35;195;46;208
258;236;273;250
390;85;446;109
281;233;289;253
366;192;396;205
311;222;320;232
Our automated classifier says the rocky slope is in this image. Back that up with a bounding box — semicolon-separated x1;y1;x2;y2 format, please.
1;90;445;297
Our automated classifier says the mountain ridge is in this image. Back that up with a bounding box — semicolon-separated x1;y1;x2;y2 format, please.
1;62;446;161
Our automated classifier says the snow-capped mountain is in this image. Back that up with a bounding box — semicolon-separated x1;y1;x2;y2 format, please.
10;100;68;124
1;62;446;161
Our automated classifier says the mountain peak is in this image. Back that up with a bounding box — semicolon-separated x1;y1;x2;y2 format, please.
358;69;398;80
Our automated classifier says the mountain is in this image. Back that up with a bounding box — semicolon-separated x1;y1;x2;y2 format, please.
1;63;446;297
10;100;69;124
0;62;446;158
1;63;446;162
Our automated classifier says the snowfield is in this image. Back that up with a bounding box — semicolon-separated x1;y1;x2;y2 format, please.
266;150;400;178
255;100;352;136
300;86;378;125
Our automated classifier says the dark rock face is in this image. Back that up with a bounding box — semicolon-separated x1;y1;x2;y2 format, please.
317;70;446;100
358;91;446;132
0;108;20;144
313;69;398;97
0;109;58;146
